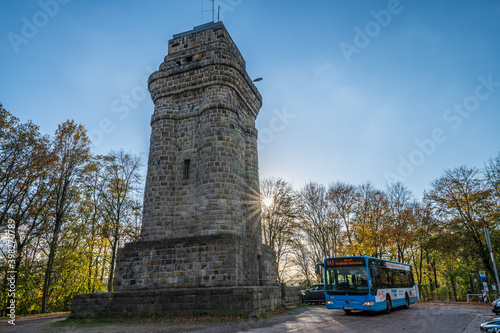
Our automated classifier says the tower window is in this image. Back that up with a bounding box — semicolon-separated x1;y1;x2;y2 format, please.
184;159;191;180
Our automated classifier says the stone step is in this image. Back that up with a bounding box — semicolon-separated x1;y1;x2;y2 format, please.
283;303;298;309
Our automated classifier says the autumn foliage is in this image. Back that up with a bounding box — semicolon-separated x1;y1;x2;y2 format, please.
260;160;500;301
0;106;142;315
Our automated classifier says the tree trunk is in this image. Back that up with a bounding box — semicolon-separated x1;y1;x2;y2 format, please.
0;269;7;317
422;284;429;301
432;260;439;289
417;245;424;286
41;216;62;313
450;275;458;301
107;238;118;292
100;248;107;283
88;213;97;292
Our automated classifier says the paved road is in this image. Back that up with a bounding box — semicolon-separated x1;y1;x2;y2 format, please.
0;302;494;332
0;313;71;333
207;302;493;333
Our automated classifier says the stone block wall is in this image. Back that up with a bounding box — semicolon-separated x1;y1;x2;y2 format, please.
70;286;281;319
281;284;302;304
114;233;277;290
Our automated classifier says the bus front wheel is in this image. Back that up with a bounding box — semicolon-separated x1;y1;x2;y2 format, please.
384;295;392;314
404;293;410;309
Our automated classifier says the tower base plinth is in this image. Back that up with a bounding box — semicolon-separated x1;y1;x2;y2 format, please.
113;233;277;291
70;286;281;318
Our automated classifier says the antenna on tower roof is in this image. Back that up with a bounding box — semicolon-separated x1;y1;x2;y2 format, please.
201;0;215;23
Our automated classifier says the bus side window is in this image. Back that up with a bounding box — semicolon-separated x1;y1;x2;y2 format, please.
380;268;392;288
398;270;405;288
403;271;409;287
369;267;374;280
378;268;385;291
410;270;415;287
394;270;401;288
370;267;379;295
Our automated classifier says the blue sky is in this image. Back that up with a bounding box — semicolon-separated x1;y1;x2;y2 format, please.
1;0;499;199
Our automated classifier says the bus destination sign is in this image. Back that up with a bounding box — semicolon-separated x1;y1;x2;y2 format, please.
326;257;365;267
384;262;410;271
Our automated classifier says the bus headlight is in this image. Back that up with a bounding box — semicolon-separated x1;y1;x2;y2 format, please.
326;301;334;305
362;301;374;306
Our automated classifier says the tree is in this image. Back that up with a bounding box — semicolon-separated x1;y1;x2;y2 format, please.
327;181;357;254
260;177;297;281
77;157;108;293
407;202;437;298
0;108;147;314
485;153;500;223
296;182;341;281
41;120;91;313
99;150;142;292
0;108;51;225
290;238;315;286
0;106;53;315
351;183;389;258
425;166;496;280
386;182;416;263
485;152;500;199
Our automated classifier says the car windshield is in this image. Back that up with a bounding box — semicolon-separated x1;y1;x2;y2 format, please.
325;266;369;295
309;285;323;291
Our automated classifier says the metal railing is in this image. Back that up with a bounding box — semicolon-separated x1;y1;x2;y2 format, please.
466;293;497;303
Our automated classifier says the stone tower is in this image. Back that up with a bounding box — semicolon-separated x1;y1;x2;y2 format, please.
70;23;301;319
141;22;262;243
113;21;277;291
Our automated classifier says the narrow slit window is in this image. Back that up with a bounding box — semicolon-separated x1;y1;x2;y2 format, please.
257;255;263;286
184;159;191;180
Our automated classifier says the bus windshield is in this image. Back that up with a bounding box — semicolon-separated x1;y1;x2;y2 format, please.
325;266;369;295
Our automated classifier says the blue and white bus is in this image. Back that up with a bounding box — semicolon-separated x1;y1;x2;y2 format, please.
320;256;419;313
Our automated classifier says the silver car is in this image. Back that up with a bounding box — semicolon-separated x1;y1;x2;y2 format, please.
480;318;500;332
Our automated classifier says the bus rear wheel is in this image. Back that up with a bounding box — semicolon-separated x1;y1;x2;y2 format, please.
384;295;392;314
